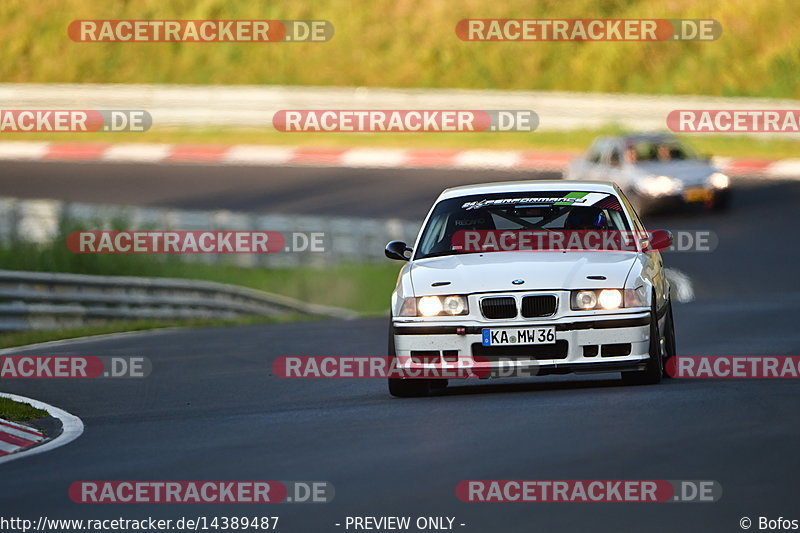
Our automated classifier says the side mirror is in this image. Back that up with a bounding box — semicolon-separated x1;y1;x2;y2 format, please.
385;241;412;261
648;230;673;251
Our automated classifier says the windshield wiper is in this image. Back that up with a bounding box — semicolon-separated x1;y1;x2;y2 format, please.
417;250;482;260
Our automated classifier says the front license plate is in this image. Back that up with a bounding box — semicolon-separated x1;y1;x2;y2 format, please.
683;188;713;203
482;326;556;346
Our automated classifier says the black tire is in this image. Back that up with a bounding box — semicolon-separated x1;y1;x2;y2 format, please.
622;297;664;386
388;376;432;397
387;319;434;398
662;299;677;378
712;190;731;211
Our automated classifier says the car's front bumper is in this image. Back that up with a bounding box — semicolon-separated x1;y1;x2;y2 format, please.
392;311;652;378
640;187;729;211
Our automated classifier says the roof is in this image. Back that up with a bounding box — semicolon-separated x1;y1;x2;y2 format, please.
616;132;679;143
438;180;618;200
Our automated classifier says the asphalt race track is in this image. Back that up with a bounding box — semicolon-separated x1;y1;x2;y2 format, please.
0;164;799;532
0;160;561;218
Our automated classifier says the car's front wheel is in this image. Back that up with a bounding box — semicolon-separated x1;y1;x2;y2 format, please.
387;320;436;397
622;297;664;386
712;189;731;211
662;299;677;377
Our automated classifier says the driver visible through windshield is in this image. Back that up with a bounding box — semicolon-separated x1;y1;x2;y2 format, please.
415;190;634;259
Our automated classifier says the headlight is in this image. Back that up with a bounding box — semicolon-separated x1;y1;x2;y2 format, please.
400;295;469;317
398;297;417;316
572;290;598;310
598;289;623;309
571;288;647;310
442;295;467;315
709;172;730;189
623;286;648;307
418;296;444;317
636;175;682;197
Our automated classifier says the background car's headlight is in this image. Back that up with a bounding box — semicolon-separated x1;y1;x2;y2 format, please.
400;295;469;317
571;288;646;310
709;172;730;189
636;175;682;197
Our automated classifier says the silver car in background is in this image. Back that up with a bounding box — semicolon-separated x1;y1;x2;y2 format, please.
563;133;731;215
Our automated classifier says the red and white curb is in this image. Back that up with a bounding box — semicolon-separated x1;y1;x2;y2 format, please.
0;142;798;178
0;142;573;171
0;392;84;465
0;417;44;457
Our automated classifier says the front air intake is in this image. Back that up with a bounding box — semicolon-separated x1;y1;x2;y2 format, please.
480;297;517;319
521;295;557;317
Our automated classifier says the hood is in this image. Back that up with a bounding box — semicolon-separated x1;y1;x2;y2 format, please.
633;160;719;186
409;251;637;295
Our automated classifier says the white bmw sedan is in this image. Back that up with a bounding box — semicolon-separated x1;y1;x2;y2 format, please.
385;180;676;397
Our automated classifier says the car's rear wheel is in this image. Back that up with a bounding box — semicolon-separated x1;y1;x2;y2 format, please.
622;297;664;386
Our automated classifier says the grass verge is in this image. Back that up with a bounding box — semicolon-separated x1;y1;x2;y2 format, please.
1;216;401;320
1;0;798;98
0;315;311;350
1;246;400;317
0;397;48;423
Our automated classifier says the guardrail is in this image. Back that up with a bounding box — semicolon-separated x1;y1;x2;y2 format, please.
0;196;421;266
0;269;357;331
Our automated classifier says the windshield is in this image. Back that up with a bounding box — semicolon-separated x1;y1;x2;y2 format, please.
625;139;700;163
414;190;631;259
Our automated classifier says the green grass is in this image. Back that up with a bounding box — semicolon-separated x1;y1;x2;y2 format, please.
0;222;402;316
1;0;798;98
0;397;48;422
9;126;800;159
